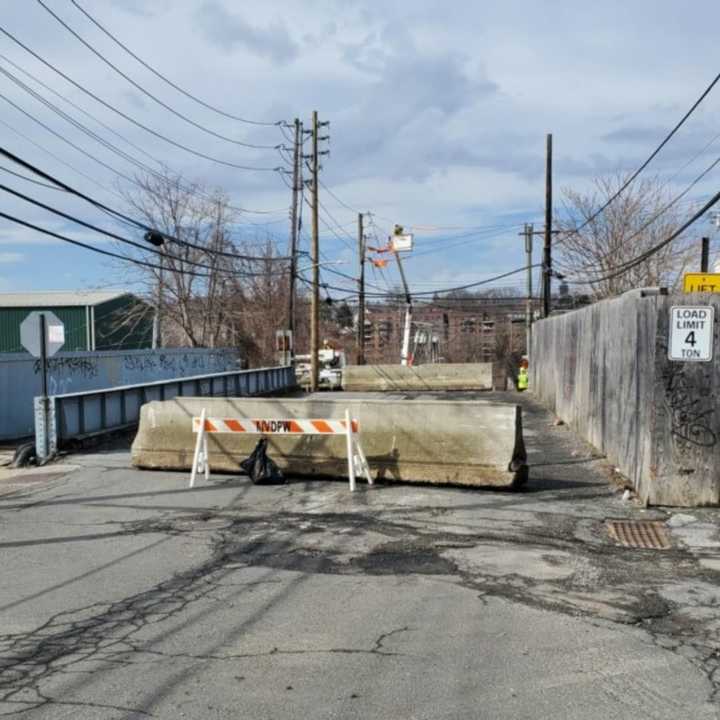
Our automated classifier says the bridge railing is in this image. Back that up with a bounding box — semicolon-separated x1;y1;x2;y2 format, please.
34;365;297;459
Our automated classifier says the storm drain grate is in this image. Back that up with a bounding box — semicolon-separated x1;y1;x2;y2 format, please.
606;520;671;550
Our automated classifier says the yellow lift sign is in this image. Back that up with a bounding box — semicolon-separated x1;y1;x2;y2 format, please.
683;273;720;293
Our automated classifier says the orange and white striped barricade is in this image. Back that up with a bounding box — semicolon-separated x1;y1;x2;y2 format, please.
190;407;372;491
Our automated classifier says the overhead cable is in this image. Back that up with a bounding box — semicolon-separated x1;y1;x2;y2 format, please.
36;0;281;151
69;0;280;127
0;147;292;261
0;25;282;172
0;70;288;222
298;265;537;299
0;209;224;278
558;151;720;274
567;190;720;285
0;182;283;278
568;69;720;234
0;52;289;216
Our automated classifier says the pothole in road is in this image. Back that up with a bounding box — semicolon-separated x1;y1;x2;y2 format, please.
351;543;458;575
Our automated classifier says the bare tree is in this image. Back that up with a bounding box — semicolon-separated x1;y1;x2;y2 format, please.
556;174;697;299
112;170;297;365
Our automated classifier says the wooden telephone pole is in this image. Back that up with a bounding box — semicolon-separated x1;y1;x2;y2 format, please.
357;212;366;365
306;111;329;391
543;133;553;318
287;118;302;347
310;111;320;391
524;223;534;356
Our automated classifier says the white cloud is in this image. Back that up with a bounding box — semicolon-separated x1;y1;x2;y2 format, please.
0;252;24;264
2;0;720;291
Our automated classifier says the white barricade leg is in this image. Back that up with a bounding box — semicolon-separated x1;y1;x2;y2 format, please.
190;408;207;489
203;431;210;482
345;408;356;492
354;436;373;486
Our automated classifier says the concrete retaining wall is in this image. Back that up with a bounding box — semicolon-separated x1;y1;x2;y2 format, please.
132;396;528;489
531;291;720;506
342;363;493;392
0;348;243;440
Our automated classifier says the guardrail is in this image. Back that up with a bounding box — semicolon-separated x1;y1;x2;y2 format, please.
34;365;296;460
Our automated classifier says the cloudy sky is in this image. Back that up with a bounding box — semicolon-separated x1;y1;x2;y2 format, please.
1;0;719;297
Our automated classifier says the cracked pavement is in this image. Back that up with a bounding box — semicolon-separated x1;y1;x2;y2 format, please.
2;392;720;718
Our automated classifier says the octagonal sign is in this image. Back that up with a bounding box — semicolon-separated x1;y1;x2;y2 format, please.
20;311;65;358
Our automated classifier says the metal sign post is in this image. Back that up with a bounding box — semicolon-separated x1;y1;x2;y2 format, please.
39;314;49;458
20;311;65;459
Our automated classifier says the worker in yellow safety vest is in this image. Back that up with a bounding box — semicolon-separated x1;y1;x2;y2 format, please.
517;366;529;392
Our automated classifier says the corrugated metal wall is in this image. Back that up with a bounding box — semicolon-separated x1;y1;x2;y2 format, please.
94;296;154;350
0;307;87;352
0;347;243;440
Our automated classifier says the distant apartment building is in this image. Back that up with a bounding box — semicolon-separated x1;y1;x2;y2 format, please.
360;296;535;364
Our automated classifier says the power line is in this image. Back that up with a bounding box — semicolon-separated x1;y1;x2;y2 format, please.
0;181;283;278
318;179;363;214
0;25;283;172
0;68;288;223
298;264;537;299
36;0;281;151
0;146;292;262
69;0;281;127
558;151;720;274
568;69;720;234
0;52;289;216
0;209;219;278
567;190;720;285
0;163;63;191
0;115;133;207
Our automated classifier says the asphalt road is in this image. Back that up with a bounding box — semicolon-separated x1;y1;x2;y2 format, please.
1;392;720;719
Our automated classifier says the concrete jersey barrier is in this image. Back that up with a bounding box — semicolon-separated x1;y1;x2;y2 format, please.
341;363;493;392
131;396;528;489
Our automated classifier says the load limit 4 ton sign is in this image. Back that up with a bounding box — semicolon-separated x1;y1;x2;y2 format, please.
668;306;714;362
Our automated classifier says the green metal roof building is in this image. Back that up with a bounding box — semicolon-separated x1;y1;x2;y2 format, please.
0;290;154;353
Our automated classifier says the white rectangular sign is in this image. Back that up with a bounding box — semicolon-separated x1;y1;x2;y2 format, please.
391;234;414;252
48;325;65;344
669;306;714;362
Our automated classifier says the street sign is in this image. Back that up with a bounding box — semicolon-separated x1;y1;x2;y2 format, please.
20;311;65;358
668;306;714;362
683;273;720;293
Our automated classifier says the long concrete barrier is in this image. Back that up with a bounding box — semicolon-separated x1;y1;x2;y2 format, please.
131;396;528;489
341;363;493;392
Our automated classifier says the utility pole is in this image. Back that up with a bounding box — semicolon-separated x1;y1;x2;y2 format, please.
305;112;329;390
524;223;534;356
287;118;302;349
309;111;320;391
543;133;553;318
394;249;412;366
357;212;366;365
701;237;710;272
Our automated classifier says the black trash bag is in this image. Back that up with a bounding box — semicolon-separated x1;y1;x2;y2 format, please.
240;438;285;485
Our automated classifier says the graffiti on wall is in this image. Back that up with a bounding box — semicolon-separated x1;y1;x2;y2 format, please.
662;363;717;450
33;356;99;379
2;348;242;440
29;349;239;398
122;351;238;375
